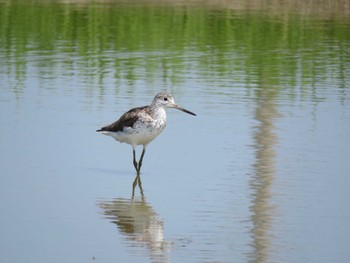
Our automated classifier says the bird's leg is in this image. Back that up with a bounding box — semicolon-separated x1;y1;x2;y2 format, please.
137;145;146;172
132;147;139;173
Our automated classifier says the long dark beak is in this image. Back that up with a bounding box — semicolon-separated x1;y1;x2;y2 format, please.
173;104;196;116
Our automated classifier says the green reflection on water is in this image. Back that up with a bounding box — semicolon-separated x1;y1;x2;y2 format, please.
1;1;349;95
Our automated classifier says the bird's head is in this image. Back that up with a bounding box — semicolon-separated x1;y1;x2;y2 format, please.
153;92;196;116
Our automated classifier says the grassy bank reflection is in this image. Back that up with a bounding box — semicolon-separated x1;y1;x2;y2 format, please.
6;0;349;17
1;0;349;101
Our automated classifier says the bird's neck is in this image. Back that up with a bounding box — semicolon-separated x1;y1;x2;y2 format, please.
149;104;167;121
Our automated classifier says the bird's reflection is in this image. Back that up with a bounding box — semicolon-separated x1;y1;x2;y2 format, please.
132;172;144;198
99;173;171;263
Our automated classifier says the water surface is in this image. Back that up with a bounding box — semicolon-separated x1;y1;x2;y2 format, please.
1;1;350;262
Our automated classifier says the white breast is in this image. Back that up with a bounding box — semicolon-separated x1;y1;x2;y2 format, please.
102;108;167;146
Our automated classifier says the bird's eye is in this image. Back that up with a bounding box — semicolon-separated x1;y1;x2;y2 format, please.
164;97;168;101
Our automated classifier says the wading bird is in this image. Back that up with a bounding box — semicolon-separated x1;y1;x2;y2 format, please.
97;92;196;173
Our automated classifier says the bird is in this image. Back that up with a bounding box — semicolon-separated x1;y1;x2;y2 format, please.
97;92;196;173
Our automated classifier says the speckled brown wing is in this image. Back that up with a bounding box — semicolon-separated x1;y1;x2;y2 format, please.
97;106;148;132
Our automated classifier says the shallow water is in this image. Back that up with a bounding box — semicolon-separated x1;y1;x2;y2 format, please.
1;1;350;262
